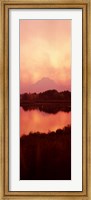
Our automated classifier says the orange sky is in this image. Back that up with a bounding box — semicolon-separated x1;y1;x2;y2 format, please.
20;20;71;93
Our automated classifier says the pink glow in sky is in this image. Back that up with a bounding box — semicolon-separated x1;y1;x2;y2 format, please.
20;20;71;93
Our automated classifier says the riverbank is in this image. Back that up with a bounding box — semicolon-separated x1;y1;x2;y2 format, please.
20;126;71;180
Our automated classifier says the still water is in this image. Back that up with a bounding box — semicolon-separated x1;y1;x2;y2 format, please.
20;107;71;136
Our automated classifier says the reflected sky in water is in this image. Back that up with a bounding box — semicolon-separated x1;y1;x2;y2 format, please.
20;107;71;136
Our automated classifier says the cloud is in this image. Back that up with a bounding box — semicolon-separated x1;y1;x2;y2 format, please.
20;20;71;93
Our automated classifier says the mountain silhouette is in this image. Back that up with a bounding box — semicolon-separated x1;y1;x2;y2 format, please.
30;77;59;93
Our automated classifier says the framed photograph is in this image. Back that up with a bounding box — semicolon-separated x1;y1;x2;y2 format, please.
0;0;91;199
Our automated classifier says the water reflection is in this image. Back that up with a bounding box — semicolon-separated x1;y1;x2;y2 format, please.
20;107;71;136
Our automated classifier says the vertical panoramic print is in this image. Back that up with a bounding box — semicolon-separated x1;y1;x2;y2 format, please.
20;20;71;180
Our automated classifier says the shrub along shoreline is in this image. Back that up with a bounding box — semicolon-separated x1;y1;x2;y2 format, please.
20;126;71;180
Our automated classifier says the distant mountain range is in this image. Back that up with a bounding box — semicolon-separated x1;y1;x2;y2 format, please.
30;77;61;93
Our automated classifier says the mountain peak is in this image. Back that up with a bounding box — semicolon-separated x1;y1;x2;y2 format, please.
30;77;58;93
37;77;55;83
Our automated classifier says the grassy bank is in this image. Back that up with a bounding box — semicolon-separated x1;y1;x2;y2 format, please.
20;126;71;180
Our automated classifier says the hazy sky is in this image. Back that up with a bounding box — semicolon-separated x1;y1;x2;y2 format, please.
20;20;71;93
